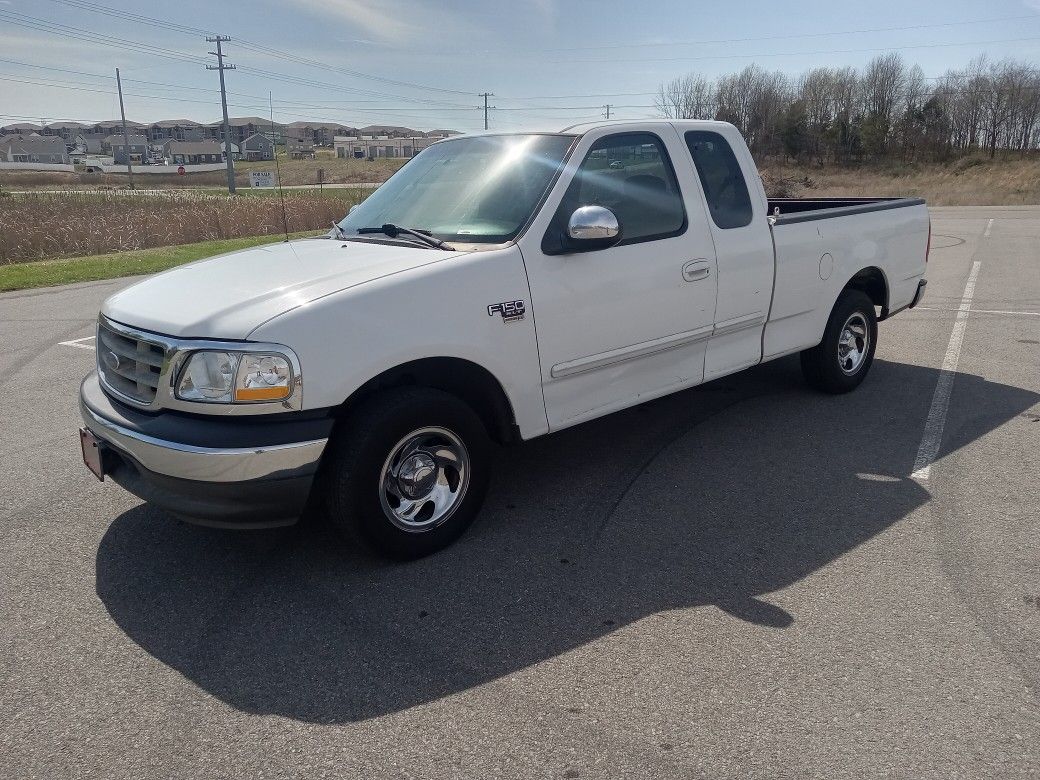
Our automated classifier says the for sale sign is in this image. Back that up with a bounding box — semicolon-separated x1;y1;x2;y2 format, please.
250;171;276;188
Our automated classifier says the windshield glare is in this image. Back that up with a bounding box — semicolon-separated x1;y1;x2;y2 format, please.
337;134;574;244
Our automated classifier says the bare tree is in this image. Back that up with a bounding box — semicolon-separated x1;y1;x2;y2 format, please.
655;74;716;120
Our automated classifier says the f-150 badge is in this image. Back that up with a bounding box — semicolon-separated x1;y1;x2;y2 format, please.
487;300;526;322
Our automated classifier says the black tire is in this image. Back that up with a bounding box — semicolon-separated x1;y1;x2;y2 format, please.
319;387;491;560
800;289;878;394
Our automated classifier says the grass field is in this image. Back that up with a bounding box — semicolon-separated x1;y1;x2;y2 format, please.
0;189;364;263
762;155;1040;205
0;231;322;292
0;151;407;191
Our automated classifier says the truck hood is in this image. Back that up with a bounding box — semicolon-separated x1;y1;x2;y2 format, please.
102;238;464;339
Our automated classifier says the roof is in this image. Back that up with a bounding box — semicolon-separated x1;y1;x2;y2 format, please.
105;134;148;146
426;129;461;136
359;124;420;135
1;135;68;154
286;121;356;130
241;133;274;146
95;119;146;127
45;121;86;130
167;140;222;155
151;119;201;128
2;122;42;132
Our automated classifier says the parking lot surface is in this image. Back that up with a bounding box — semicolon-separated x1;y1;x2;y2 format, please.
2;206;1038;779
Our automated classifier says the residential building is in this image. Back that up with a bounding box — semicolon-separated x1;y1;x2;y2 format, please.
220;140;240;160
0;134;70;164
89;120;146;138
240;133;274;161
358;124;421;138
41;121;87;141
286;121;357;147
286;137;315;159
147;120;204;142
334;135;436;160
166;139;224;165
107;134;149;164
0;122;42;136
72;132;108;155
206;117;284;147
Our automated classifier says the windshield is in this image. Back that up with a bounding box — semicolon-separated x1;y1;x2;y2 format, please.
337;134;575;244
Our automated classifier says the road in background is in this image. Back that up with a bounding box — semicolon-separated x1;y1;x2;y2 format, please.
1;206;1037;779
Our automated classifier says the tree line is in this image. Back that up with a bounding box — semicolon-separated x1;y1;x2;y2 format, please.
655;54;1040;165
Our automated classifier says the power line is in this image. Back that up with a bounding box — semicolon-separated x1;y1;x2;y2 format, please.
46;0;476;96
535;13;1040;52
551;35;1040;65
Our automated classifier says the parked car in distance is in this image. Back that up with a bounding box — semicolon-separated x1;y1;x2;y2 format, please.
79;120;930;558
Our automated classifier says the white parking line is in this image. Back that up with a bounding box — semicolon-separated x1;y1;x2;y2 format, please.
911;260;982;482
984;218;994;237
916;307;1039;317
59;335;95;351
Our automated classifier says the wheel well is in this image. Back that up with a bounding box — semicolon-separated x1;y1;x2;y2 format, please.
845;266;889;315
336;357;519;444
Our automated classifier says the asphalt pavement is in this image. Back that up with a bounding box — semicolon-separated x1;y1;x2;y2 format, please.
1;206;1038;779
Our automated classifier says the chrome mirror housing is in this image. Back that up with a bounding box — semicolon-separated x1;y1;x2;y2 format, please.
567;205;620;242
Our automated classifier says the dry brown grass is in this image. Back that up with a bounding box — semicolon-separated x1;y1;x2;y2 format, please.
0;151;408;191
761;156;1040;205
0;190;361;263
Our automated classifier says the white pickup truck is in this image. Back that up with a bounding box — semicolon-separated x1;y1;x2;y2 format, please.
79;120;930;558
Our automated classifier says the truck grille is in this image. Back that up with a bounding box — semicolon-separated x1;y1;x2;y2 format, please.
96;319;168;406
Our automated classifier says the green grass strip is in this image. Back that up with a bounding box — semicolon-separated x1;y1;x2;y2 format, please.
0;231;322;293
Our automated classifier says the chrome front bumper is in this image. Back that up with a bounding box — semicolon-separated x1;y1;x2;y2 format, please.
79;401;328;483
79;372;331;527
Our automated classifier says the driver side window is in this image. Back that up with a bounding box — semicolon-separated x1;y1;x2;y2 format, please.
543;132;686;253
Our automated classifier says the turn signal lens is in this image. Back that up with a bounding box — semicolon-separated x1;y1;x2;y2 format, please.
234;353;292;402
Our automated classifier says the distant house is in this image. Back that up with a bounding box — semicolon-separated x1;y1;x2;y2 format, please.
358;124;421;138
207;118;284;146
107;134;149;164
147;119;203;142
74;132;108;155
90;120;146;138
286;121;356;147
334;135;435;160
240;133;274;161
286;137;315;159
166;139;223;165
220;140;240;160
0;122;42;136
0;135;70;164
42;121;87;141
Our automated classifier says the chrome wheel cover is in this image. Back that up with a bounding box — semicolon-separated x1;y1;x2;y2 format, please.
837;312;870;375
378;426;470;532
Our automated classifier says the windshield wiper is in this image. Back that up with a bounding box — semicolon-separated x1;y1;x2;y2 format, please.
355;223;454;250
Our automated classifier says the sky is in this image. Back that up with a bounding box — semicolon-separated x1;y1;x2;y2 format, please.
2;0;1040;133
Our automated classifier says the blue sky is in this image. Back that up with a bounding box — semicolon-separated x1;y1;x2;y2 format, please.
2;0;1040;132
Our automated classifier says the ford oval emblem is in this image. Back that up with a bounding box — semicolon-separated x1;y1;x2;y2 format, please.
104;350;121;371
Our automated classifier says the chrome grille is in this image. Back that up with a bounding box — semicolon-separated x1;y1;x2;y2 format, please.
96;319;167;406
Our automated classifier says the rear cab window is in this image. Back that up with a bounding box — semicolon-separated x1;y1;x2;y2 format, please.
684;131;753;229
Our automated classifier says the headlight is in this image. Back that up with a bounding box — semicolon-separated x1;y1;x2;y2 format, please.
176;350;294;404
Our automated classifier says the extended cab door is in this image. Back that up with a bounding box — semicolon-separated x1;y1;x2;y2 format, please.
678;124;776;380
517;126;719;430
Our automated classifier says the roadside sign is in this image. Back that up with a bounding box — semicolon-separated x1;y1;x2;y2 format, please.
177;165;185;176
250;171;276;188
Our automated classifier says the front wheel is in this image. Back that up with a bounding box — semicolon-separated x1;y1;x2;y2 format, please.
800;289;878;394
320;387;491;559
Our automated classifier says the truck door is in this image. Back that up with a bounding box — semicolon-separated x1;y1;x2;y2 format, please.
517;127;719;430
680;127;775;380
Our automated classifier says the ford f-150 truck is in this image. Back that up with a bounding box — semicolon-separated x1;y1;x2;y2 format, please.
79;120;930;558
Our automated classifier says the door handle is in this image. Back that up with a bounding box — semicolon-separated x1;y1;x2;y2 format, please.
682;260;711;282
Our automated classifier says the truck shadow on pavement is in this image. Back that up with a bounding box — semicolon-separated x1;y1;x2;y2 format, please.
95;356;1038;723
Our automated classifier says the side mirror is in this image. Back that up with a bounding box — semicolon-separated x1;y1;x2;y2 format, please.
565;205;622;251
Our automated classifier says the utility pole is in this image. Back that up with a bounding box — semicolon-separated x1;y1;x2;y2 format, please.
206;35;237;194
480;92;495;131
604;104;612;120
115;68;134;189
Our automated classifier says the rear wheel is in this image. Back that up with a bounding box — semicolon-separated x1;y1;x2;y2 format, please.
800;289;878;394
320;387;491;559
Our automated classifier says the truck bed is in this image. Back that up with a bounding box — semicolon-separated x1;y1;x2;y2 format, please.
767;197;925;224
